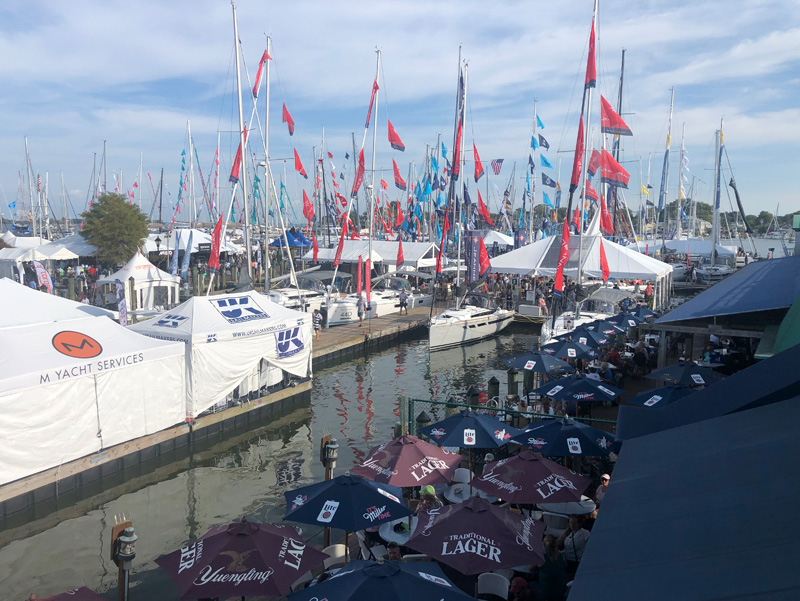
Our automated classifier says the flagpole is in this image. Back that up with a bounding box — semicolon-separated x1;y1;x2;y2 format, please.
368;49;380;293
232;1;253;280
456;62;468;290
659;87;675;256
676;122;685;241
264;36;272;290
530;98;537;242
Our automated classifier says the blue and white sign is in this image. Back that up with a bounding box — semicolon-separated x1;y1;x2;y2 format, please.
276;327;304;358
155;314;189;328
212;296;269;324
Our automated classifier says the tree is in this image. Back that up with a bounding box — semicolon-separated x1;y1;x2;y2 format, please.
81;192;149;265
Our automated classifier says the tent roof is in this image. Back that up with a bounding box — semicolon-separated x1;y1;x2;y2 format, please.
569;397;800;601
303;240;436;266
490;234;673;280
36;243;80;260
655;256;800;324
0;247;49;262
483;230;514;247
50;233;98;257
640;238;735;257
0;278;114;326
96;252;180;285
0;232;44;248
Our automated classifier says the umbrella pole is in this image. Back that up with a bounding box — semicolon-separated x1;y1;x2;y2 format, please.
469;448;473;496
345;530;349;564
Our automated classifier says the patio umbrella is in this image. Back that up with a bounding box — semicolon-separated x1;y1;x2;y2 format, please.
583;319;627;336
625;384;697;408
35;589;105;601
511;417;617;457
607;311;644;329
470;450;590;504
418;409;522;449
350;434;462;487
645;362;726;387
540;339;596;361
532;374;624;404
631;305;658;320
502;350;576;375
155;520;328;599
284;474;411;532
405;496;545;574
288;560;474;601
556;327;613;349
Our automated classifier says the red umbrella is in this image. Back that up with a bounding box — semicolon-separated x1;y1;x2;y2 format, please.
406;496;545;574
350;434;462;487
34;588;105;601
156;520;328;599
470;451;590;504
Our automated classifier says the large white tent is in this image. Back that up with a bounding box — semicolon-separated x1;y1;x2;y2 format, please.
130;291;312;417
96;252;180;311
303;239;437;269
0;279;185;486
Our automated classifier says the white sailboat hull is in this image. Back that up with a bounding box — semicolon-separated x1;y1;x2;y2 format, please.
429;306;515;350
326;290;432;326
539;311;611;345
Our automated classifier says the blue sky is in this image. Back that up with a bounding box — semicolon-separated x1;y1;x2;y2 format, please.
1;0;798;226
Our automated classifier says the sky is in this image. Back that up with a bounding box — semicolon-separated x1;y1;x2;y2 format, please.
1;0;799;228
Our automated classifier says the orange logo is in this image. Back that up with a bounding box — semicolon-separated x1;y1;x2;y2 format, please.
52;331;103;358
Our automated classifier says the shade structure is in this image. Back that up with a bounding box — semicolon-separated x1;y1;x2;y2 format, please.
95;251;180;311
645;363;726;387
625;384;697;408
406;496;545;574
557;327;613;349
418;409;523;449
155;521;328;599
288;559;474;601
540;339;596;360
283;474;411;532
583;319;627;336
35;588;105;601
532;374;624;404
502;350;576;375
350;435;462;487
607;311;644;329
631;305;658;320
470;451;590;504
511;417;617;457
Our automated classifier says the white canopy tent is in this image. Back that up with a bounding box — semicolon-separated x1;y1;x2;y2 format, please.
130;291;312;417
0;232;44;248
49;233;99;257
303;240;437;269
142;230;242;255
0;280;185;486
483;230;514;248
96;252;180;311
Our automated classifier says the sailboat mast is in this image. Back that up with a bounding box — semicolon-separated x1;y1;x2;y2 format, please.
24;137;36;237
676;122;686;240
456;62;468;288
529;98;537;241
712;117;724;265
61;171;68;233
612;48;626;238
659;87;674;252
188;120;195;227
264;36;272;268
232;1;253;278
369;49;381;277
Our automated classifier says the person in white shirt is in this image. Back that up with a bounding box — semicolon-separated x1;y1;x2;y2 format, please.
595;474;610;507
557;514;590;577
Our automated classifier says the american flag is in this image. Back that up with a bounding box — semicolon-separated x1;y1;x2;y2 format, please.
491;159;504;175
36;174;42;192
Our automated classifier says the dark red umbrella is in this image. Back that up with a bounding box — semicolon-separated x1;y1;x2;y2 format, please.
156;520;328;599
35;588;105;601
350;434;462;487
405;496;545;574
470;451;590;504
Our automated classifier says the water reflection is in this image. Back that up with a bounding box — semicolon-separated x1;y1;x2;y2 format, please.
0;328;537;600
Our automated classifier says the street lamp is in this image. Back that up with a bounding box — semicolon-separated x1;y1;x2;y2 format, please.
112;522;138;601
154;236;162;268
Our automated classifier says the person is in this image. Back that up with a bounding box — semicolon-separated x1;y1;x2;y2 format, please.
607;346;622;368
398;289;408;315
414;484;443;514
644;282;653;304
595;474;610;507
537;535;568;601
538;294;548;315
312;309;323;341
385;541;404;561
585;366;601;382
356;294;365;326
556;514;590;577
598;362;613;384
508;576;531;601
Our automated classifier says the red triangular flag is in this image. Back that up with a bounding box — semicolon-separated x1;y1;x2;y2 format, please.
600;96;632;136
380;179;388;190
585;21;596;89
392;159;407;191
554;224;571;292
302;189;315;222
585;179;599;202
435;215;450;274
333;218;347;267
599;194;614;234
365;79;379;128
282;104;295;136
208;216;223;273
478;238;491;277
477;190;494;226
294;149;308;179
312;231;319;262
229;130;249;183
388;120;405;151
394;201;404;228
587;149;602;178
569;116;584;193
351;148;366;196
599;149;630;189
599;238;610;283
397;238;405;268
252;49;272;97
473;142;485;182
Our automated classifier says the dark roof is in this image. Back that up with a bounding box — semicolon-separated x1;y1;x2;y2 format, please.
655;255;800;324
617;342;800;440
569;397;800;601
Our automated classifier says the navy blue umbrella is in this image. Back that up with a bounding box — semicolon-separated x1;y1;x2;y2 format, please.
583;319;627;336
283;474;411;532
645;362;726;387
607;311;644;329
419;409;523;449
632;305;658;320
502;350;576;375
540;339;596;360
556;327;613;349
511;417;617;457
532;373;624;404
625;384;696;408
288;560;474;601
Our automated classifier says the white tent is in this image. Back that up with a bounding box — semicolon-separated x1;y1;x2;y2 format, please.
303;240;437;268
0;232;44;248
483;230;514;248
50;233;99;257
96;252;180;311
0;281;185;486
130;291;312;417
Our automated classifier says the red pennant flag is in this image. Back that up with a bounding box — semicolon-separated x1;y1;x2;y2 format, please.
599;238;610;283
229;130;249;183
585;179;599;202
569;116;584;193
587;149;602;178
282;104;295;136
473;142;485;182
397;238;405;268
302;189;315;222
478;237;491;277
599;194;614;234
382;215;392;236
388;120;405;151
380;179;388;190
554;224;571;292
435;215;450;274
392;159;407;191
351;148;366;196
394;201;404;228
585;21;596;89
294;149;308;179
336;192;348;207
600;96;632;136
572;206;581;230
477;190;494;226
312;231;319;262
252;49;272;97
365;258;371;303
365;79;379;128
357;255;363;295
599;149;631;189
333;219;347;266
208;216;223;273
452;119;463;179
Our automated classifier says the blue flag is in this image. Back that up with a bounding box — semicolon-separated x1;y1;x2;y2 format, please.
8;201;15;209
180;231;193;281
555;189;562;208
441;142;448;159
424;181;433;197
536;114;545;129
543;192;554;208
169;232;181;275
431;157;439;172
531;136;539;150
540;155;553;169
538;134;550;151
414;182;422;199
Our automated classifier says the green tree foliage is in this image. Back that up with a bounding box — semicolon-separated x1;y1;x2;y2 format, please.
81;192;148;265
